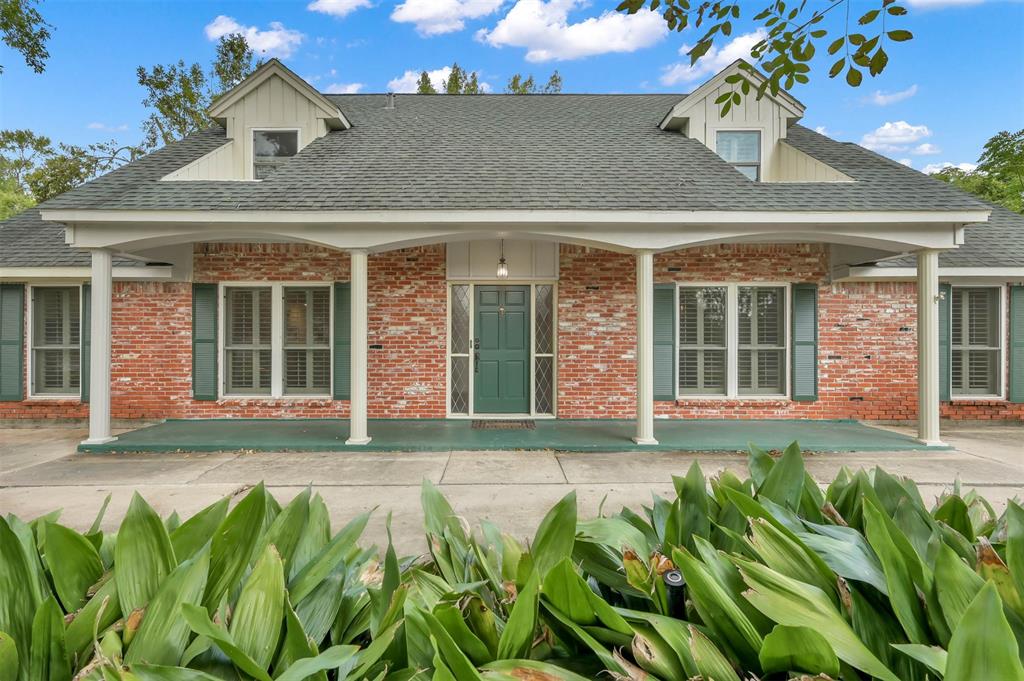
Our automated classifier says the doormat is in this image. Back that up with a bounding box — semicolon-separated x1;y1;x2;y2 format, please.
471;420;536;430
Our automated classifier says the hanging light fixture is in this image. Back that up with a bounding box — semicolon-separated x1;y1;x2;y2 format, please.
496;239;509;278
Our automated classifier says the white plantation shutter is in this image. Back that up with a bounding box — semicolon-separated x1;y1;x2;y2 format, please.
678;287;728;395
283;287;331;395
224;287;273;394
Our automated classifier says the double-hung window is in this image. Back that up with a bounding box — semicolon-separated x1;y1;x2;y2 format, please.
31;286;81;396
716;131;761;181
283;287;331;395
951;287;1002;397
222;283;332;398
252;129;298;180
678;284;787;397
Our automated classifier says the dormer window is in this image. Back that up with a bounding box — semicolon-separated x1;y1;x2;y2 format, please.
717;131;761;181
253;129;299;180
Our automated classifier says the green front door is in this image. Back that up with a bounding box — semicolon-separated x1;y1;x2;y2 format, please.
474;285;530;413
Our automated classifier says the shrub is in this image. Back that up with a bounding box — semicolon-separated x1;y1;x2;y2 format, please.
1;442;1022;679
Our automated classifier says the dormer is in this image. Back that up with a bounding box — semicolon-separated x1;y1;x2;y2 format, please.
661;60;850;183
164;59;350;181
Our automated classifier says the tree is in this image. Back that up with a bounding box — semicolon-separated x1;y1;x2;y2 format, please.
415;62;484;95
0;0;51;74
137;33;262;149
932;129;1024;214
416;71;435;94
0;177;33;219
0;128;51;188
619;0;913;114
505;70;562;94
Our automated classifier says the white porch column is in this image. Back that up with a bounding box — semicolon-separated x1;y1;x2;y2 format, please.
634;250;658;445
346;249;371;445
917;249;943;446
83;249;116;445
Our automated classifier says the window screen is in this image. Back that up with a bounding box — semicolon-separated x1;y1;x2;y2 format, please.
283;287;331;395
716;131;761;181
952;287;1001;396
738;286;786;395
225;287;272;394
32;287;80;395
253;130;298;180
679;287;728;395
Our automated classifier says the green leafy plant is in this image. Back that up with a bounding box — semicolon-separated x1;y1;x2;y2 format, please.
1;443;1022;679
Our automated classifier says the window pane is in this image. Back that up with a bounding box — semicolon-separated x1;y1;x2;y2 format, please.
253;130;298;158
283;287;331;395
32;287;80;395
679;287;727;395
735;165;759;181
451;356;469;413
535;356;554;414
717;131;760;163
952;287;1001;396
451;285;470;355
535;284;554;355
225;287;272;394
738;287;786;395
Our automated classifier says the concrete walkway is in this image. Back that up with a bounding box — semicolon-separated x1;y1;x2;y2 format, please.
1;424;1021;554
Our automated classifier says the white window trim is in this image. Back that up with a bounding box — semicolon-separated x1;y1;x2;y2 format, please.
949;283;1006;401
445;280;558;419
218;281;333;399
27;283;83;400
250;127;301;181
712;128;765;182
676;281;791;401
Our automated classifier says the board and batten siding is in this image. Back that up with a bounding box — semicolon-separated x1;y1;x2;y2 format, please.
164;73;330;181
769;142;853;183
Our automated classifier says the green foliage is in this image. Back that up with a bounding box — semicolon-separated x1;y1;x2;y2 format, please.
3;443;1024;679
505;70;562;94
0;0;51;74
619;0;913;115
138;33;262;148
933;128;1024;214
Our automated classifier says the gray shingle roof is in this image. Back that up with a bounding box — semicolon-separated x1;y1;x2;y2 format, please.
41;93;986;213
2;92;1008;269
867;201;1024;269
0;208;137;267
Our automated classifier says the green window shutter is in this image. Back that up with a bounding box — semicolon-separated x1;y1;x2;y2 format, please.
653;284;676;401
333;282;351;400
1010;285;1024;403
0;284;25;401
791;284;818;401
938;283;952;402
81;284;91;403
192;283;218;401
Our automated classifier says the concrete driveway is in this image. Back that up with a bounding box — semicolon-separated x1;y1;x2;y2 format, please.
1;423;1021;554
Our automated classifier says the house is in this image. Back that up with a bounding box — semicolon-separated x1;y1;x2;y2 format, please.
0;58;1021;449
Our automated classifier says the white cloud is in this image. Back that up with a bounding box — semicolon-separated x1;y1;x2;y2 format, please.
387;66;492;93
387;66;452;93
307;0;372;17
204;16;304;58
477;0;667;62
660;30;766;85
392;0;504;35
912;142;941;155
324;82;365;93
866;84;918;106
923;161;978;174
87;122;128;132
860;120;932;153
898;158;914;167
814;125;829;135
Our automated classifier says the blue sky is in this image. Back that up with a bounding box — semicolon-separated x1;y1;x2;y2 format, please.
1;0;1022;173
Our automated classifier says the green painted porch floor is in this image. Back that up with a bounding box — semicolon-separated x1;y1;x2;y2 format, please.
78;418;942;453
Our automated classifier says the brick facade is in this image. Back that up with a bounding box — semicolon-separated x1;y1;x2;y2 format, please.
2;241;1021;423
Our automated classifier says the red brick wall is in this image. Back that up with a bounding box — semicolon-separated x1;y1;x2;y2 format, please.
3;241;1022;423
556;243;1024;421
